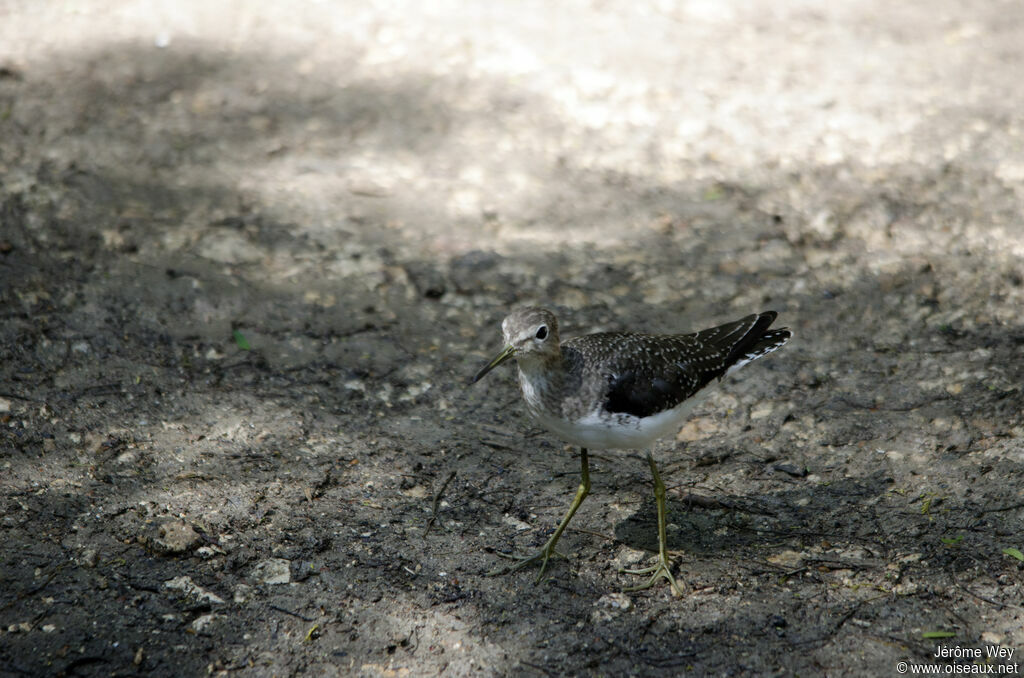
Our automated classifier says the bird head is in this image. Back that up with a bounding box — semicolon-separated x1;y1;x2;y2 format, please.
472;307;560;383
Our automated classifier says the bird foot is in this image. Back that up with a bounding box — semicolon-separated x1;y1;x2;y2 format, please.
488;543;567;583
620;555;685;596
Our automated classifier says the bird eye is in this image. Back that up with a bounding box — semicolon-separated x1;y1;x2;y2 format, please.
535;325;548;340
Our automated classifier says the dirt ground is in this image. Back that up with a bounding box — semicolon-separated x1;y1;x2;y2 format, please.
2;1;1023;676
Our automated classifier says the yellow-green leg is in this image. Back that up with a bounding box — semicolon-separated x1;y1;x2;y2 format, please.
489;448;591;583
620;452;685;596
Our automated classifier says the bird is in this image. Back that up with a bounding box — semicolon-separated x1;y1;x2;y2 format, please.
471;307;791;595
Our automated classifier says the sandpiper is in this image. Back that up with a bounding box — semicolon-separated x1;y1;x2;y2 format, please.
472;307;791;595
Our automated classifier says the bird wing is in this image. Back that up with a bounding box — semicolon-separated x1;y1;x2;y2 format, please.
567;312;789;419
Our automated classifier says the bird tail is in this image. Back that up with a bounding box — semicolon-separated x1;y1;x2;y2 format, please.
723;312;792;376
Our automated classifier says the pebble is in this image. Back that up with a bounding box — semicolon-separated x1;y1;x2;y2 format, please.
140;519;202;555
252;558;291;585
234;584;254;604
767;550;804;568
80;548;99;568
164;576;225;605
190;614;219;633
591;593;633;623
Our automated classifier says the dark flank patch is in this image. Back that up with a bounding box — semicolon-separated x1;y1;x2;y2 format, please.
604;369;700;418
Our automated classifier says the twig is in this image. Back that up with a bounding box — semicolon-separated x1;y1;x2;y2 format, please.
479;440;519;452
979;502;1024;514
669;491;778;516
57;657;109;674
0;563;67;611
803;556;880;571
790;600;868;647
519;660;554;676
269;605;314;622
568;527;621;544
62;382;123;402
738;525;880;545
423;471;457;537
0;390;39;402
951;568;1024;611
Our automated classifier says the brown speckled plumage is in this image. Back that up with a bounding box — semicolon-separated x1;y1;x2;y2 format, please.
471;306;792;594
486;307;791;449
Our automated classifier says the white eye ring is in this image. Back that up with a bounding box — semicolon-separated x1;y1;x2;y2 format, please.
535;325;548;340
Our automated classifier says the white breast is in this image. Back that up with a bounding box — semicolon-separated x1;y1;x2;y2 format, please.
516;360;712;450
527;393;706;450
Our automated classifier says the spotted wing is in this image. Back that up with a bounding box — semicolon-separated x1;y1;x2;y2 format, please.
573;312;790;419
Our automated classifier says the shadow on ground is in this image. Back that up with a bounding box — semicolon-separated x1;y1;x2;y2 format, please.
2;26;1023;678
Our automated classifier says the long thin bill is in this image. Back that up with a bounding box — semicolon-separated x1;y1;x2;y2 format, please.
471;345;515;384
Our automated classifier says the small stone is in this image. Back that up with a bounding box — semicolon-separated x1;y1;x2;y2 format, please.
400;485;428;499
164;576;225;605
196;231;264;265
252;558;291;585
893;581;919;595
233;584;253;604
80;548;99;568
612;547;648;571
196;545;225;559
591;593;633;623
772;463;808;478
115;450;137;465
140;519;202;555
501;515;531;531
767;550;804;568
676;417;720;442
809;209;838;241
597;593;633;612
42;624;56;633
190;614;218;633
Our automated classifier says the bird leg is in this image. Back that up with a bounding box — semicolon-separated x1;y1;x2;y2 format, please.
489;448;591;583
620;451;685;596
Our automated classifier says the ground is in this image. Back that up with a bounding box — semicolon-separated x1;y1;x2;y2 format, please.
1;1;1023;676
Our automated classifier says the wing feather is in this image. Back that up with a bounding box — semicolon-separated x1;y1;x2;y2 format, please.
567;312;789;419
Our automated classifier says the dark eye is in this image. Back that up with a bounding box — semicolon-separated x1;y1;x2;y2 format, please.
535;326;548;340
